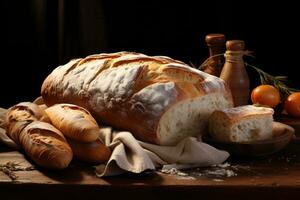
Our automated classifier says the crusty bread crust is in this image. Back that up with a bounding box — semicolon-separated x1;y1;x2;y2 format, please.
5;102;51;144
20;121;73;169
67;138;111;163
214;105;274;122
42;52;233;145
45;104;100;142
209;105;274;142
5;102;73;169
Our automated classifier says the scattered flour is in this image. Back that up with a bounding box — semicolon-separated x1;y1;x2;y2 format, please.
202;168;237;177
159;162;240;180
161;167;189;176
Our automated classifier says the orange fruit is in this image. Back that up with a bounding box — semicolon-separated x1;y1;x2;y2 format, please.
284;92;300;117
251;85;281;108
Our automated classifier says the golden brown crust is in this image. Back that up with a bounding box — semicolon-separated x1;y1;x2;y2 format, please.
41;52;233;144
45;104;100;142
217;105;274;124
5;102;51;144
67;138;111;164
19;121;73;169
5;102;73;169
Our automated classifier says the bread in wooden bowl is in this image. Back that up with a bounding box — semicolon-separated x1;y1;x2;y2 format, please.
205;121;294;157
208;105;274;142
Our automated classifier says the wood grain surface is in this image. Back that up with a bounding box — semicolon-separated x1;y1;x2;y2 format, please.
1;140;300;200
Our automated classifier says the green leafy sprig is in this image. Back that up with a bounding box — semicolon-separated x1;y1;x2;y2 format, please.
245;63;300;98
196;52;299;99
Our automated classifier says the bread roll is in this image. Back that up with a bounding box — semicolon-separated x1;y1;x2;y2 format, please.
19;121;73;169
41;52;233;145
5;102;51;144
67;138;111;163
208;105;274;142
5;102;73;169
45;104;100;142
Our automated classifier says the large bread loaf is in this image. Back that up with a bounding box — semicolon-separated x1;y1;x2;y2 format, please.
41;52;233;145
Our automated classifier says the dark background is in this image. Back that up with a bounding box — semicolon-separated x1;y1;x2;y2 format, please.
1;0;299;108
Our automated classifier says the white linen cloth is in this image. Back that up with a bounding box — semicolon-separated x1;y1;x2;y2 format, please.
95;127;229;176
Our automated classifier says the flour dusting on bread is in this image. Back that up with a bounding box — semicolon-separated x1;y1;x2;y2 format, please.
42;52;233;145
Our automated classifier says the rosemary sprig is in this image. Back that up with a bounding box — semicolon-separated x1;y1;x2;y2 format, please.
245;63;300;98
196;52;299;99
198;51;255;70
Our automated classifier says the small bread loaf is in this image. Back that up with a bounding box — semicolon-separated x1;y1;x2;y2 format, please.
45;104;100;142
5;102;73;169
19;121;73;169
208;105;274;142
5;102;51;144
67;138;111;163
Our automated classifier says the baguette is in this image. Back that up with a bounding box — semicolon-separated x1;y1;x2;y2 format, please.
5;102;73;169
19;121;73;169
41;52;233;145
208;105;274;142
67;138;111;163
45;104;100;142
5;102;51;144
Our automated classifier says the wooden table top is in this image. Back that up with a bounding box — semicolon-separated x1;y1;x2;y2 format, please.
1;139;300;200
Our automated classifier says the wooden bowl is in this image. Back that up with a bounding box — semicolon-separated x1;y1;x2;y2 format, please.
203;122;295;157
277;114;300;135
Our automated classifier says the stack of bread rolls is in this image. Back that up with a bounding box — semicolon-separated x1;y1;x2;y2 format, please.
5;102;73;169
45;104;111;163
5;102;111;169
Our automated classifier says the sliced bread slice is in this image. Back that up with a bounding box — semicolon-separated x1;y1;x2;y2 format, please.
208;105;274;142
